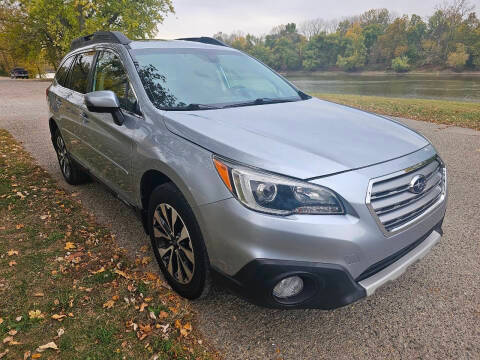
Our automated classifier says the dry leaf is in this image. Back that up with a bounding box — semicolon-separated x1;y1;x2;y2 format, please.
0;349;9;359
184;322;192;331
112;295;119;301
0;318;3;325
16;224;24;229
8;330;17;336
103;300;115;309
33;292;44;297
36;341;58;352
56;328;65;338
15;316;22;322
40;215;48;220
141;256;151;265
64;242;76;250
16;192;25;199
7;249;18;256
9;260;17;267
139;302;148;312
24;350;31;360
3;336;13;344
51;314;66;321
28;310;44;319
90;266;105;274
8;340;21;346
31;354;42;359
158;311;168;319
114;269;130;279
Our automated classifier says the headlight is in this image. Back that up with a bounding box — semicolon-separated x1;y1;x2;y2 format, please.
213;156;344;215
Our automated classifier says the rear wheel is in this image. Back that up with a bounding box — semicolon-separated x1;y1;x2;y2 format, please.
53;128;89;185
148;183;210;299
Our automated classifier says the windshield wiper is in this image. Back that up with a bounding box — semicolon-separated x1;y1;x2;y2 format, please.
164;103;221;111
222;97;299;109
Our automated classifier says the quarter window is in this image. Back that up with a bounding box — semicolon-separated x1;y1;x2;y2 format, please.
93;51;139;114
55;56;74;87
68;51;95;94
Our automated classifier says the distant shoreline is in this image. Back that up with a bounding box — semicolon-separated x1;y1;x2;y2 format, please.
283;69;480;77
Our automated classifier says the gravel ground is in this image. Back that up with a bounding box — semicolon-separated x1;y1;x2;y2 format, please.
1;78;479;359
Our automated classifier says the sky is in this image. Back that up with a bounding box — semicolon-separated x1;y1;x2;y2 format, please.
156;0;478;39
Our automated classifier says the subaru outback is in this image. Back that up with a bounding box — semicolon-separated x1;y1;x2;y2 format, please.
46;31;447;309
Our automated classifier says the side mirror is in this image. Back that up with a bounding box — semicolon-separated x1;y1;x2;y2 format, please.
85;90;125;126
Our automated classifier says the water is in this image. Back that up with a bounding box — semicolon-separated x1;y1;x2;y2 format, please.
287;73;480;103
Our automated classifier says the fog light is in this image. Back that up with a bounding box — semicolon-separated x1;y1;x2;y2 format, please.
272;276;304;299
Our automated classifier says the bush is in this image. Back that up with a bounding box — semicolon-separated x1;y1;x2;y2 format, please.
392;56;410;73
447;43;469;71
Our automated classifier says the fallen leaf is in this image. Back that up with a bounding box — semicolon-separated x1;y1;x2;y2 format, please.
28;310;44;319
7;249;18;256
0;349;9;358
8;340;21;346
139;303;148;312
141;256;151;265
36;341;58;352
0;318;3;325
149;311;156;320
64;242;76;250
16;224;24;229
40;215;48;220
9;260;17;267
112;295;119;301
114;269;130;279
158;311;168;319
24;350;31;360
3;336;13;344
56;328;65;338
31;354;41;359
51;314;66;321
15;316;22;322
8;330;17;336
90;266;105;274
184;322;192;332
16;192;25;199
103;300;115;309
33;292;44;297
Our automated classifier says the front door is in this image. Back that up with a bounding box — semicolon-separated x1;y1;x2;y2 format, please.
81;50;140;201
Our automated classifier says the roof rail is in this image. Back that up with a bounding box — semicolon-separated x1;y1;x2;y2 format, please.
70;31;132;50
176;37;229;47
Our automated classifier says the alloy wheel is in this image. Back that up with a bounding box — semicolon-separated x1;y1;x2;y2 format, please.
153;203;195;284
56;135;71;179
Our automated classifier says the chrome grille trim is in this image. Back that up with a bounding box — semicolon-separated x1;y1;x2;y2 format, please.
366;156;447;236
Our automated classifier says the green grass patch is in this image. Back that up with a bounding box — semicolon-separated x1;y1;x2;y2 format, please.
314;93;480;131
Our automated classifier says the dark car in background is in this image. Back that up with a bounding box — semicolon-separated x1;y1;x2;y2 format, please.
10;67;28;79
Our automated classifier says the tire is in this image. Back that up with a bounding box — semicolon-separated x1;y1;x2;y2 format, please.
148;183;211;299
53;128;89;185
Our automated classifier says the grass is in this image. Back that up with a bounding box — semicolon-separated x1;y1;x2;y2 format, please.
0;129;218;359
314;93;480;131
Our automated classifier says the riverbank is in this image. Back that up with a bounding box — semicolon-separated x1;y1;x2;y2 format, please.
283;69;480;77
314;93;480;131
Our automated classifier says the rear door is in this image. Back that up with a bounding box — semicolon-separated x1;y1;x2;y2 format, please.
81;49;139;200
61;51;96;164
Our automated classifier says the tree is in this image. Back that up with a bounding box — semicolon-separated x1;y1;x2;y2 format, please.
336;23;367;71
0;0;174;69
392;56;410;72
447;43;469;70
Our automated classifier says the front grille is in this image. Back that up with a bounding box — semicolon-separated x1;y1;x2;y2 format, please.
366;156;446;235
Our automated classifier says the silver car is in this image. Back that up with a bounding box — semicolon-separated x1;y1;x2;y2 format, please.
47;31;447;309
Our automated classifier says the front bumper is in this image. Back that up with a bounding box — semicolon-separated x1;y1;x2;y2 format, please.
212;220;443;309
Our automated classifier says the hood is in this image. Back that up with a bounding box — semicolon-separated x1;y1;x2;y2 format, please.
163;98;429;179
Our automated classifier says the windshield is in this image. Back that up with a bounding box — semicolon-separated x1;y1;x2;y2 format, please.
130;47;302;110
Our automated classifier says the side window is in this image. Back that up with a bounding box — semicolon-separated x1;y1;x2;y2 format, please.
68;51;95;94
93;51;139;114
55;56;74;87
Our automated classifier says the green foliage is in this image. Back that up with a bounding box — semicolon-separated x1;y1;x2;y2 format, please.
219;2;480;73
0;0;174;70
447;43;469;70
392;56;411;72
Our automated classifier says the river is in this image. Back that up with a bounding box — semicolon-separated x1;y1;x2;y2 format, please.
286;72;480;102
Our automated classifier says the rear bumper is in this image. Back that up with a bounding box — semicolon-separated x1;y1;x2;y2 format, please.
214;219;443;309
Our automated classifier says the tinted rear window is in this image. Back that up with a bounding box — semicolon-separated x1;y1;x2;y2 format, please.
68;51;95;94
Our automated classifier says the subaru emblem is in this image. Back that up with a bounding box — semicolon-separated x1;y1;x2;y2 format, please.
409;174;427;194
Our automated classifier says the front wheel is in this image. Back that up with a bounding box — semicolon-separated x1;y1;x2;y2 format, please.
148;183;210;299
